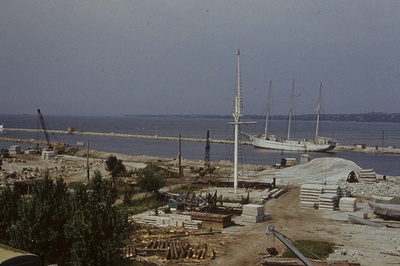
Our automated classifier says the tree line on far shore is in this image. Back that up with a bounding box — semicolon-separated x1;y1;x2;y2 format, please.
130;113;400;123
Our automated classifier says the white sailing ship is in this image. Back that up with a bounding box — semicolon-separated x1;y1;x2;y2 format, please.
244;80;337;152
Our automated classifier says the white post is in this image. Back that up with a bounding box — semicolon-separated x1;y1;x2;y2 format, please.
233;50;241;194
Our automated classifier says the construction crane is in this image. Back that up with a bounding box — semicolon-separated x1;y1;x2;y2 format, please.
37;109;66;153
37;109;52;149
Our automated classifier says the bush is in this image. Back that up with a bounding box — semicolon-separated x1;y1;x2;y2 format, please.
282;240;335;259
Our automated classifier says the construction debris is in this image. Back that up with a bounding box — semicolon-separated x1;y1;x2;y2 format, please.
190;212;233;229
241;204;271;223
124;226;220;262
339;197;357;212
318;193;339;210
166;190;223;212
300;184;347;210
358;169;376;183
131;213;203;229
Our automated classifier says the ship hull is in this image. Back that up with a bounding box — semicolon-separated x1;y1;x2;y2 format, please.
250;136;336;152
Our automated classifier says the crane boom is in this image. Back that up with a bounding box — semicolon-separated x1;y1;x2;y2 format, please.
37;109;52;149
266;225;313;266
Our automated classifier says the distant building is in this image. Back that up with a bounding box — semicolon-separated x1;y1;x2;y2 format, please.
280;158;296;167
354;144;366;149
9;145;22;155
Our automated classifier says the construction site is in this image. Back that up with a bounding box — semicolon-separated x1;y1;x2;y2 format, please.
2;137;400;266
2;112;400;265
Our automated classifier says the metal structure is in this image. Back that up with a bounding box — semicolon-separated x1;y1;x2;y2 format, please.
179;134;184;177
266;225;313;266
37;109;66;152
167;191;223;212
204;130;211;172
37;109;52;149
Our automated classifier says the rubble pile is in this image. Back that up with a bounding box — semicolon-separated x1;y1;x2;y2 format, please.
340;181;400;198
254;157;362;185
0;162;90;182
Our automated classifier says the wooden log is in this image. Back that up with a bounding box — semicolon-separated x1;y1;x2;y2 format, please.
165;247;171;260
172;241;178;259
201;243;208;259
146;240;153;249
193;245;198;259
210;248;216;260
187;248;193;259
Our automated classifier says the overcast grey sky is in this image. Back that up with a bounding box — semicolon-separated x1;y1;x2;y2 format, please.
1;1;399;116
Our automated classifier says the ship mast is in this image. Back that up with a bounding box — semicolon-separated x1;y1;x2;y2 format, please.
287;79;294;140
230;49;255;194
232;49;242;194
264;80;272;140
315;81;322;140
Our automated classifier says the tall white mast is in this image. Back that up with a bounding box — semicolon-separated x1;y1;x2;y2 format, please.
228;50;255;194
264;80;272;140
315;81;322;140
287;79;294;140
232;49;242;194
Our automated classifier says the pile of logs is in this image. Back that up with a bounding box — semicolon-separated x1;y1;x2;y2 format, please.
123;239;216;261
163;239;215;260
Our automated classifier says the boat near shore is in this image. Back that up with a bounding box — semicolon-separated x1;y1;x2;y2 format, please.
243;80;337;152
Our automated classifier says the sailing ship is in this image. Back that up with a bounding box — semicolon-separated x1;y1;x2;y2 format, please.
244;80;337;152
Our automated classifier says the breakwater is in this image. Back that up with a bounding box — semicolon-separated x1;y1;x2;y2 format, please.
2;127;400;155
2;127;238;145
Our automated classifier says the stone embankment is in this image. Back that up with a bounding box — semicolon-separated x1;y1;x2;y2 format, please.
2;128;235;145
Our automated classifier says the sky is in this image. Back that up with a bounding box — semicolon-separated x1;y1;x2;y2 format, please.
1;1;399;116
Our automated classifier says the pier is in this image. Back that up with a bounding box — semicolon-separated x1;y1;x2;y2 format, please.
0;127;241;146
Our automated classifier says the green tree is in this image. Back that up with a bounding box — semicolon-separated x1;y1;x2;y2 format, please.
105;155;126;182
90;170;118;205
2;172;131;265
136;164;167;197
8;175;70;264
65;172;130;265
0;183;21;243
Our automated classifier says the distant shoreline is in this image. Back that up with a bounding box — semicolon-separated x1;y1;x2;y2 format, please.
123;112;400;124
2;112;400;123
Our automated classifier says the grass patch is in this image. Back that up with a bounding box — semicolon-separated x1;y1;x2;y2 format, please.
118;194;166;215
171;183;210;193
282;240;335;259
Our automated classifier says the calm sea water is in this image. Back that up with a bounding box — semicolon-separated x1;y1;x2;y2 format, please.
1;114;400;176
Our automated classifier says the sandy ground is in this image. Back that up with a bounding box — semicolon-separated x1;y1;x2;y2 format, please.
210;187;400;266
2;151;400;265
